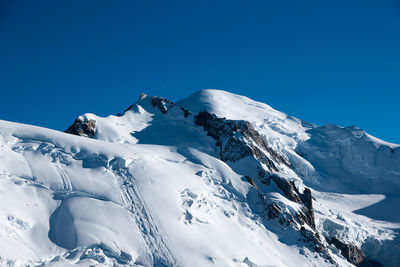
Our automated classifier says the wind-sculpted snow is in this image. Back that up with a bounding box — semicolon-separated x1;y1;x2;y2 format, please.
74;94;324;243
0;120;349;266
1;90;399;266
297;124;400;195
59;90;400;266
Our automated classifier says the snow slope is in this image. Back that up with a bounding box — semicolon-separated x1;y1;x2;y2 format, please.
297;124;400;195
0;120;345;266
0;89;399;266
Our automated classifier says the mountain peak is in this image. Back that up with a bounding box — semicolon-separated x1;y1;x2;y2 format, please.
2;89;397;266
138;92;147;101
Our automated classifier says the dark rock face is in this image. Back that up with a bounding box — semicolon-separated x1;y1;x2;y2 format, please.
270;174;302;203
65;118;97;138
266;202;282;220
148;96;191;118
297;188;315;229
194;111;289;171
245;176;259;190
265;174;316;229
60;94;390;266
194;111;316;229
257;189;334;263
151;96;174;114
180;107;191;118
327;237;366;265
299;227;335;263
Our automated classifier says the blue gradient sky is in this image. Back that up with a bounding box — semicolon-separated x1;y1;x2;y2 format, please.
1;0;399;143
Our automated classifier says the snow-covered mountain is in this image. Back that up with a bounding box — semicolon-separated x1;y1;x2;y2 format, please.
0;89;399;266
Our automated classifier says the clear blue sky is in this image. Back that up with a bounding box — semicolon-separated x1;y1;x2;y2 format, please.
1;0;399;143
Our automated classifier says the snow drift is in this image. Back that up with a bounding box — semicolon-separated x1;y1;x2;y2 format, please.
0;89;398;266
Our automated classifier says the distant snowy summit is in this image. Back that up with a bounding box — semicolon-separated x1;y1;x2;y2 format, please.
68;89;400;195
0;89;398;266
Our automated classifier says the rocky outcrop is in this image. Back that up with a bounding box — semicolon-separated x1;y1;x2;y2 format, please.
257;189;334;264
151;96;174;114
265;201;283;220
299;227;335;263
61;93;391;266
324;237;383;266
327;237;365;265
123;96;175;115
297;188;315;229
180;107;191;118
273;175;315;228
65;117;97;138
245;176;259;190
193;111;316;230
194;111;289;171
261;174;316;229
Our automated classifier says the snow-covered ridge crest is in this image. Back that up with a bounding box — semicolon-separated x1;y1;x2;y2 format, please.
0;89;399;266
63;89;400;266
0;118;345;266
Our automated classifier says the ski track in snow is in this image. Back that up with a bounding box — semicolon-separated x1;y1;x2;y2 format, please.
0;89;399;266
113;166;179;266
14;135;179;266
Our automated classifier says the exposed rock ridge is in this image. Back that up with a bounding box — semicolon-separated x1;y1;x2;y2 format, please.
327;237;364;265
268;174;315;229
192;111;316;227
64;95;316;231
150;96;191;118
151;96;175;114
65;117;96;138
326;237;383;267
187;106;384;266
194;111;289;171
253;181;335;264
190;110;335;262
63;93;383;266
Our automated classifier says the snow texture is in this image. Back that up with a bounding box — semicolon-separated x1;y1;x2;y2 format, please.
0;89;398;266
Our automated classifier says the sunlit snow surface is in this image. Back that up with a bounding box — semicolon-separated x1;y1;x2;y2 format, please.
0;89;399;266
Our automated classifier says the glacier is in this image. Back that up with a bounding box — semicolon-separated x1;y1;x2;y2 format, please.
0;89;399;266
